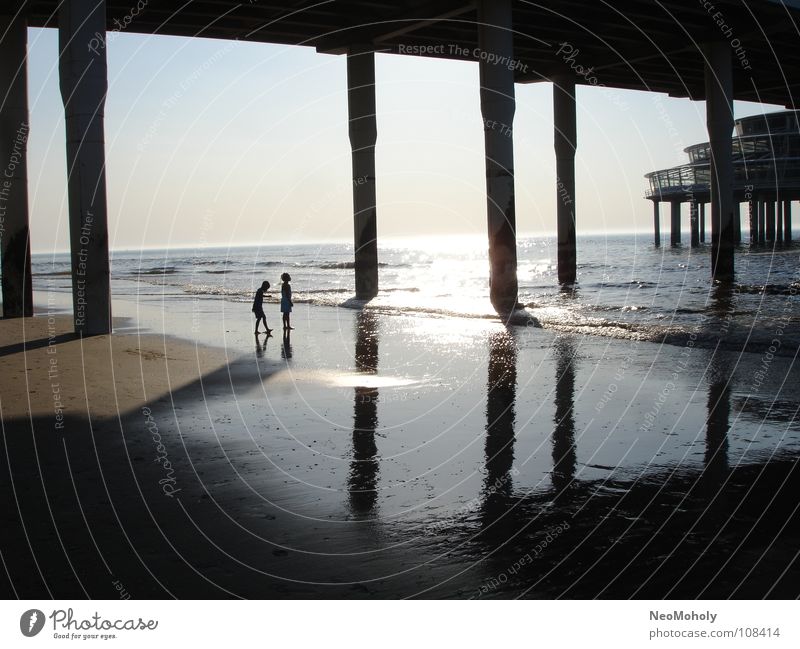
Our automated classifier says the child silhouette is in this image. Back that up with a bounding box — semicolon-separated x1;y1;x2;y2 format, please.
280;273;294;330
252;280;272;335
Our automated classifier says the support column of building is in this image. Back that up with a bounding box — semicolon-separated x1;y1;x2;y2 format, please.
347;47;379;300
758;199;765;243
479;0;518;312
765;200;775;242
690;201;699;247
734;202;741;244
670;200;681;246
776;200;784;244
699;202;706;243
653;201;660;247
785;200;792;241
0;14;32;318
703;42;735;281
553;76;577;285
748;200;756;244
59;0;111;335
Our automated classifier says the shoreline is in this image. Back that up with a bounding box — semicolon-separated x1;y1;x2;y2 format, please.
27;274;800;358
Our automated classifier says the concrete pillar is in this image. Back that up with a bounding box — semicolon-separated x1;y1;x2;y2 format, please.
690;201;699;247
59;0;111;335
653;201;660;247
776;200;783;244
758;199;766;243
347;48;379;301
703;42;735;281
765;200;775;242
478;0;518;313
670;200;681;246
734;201;742;244
748;200;756;244
699;202;706;242
0;14;32;318
553;76;577;285
785;200;792;241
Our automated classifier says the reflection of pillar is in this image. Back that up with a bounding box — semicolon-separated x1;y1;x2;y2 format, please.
785;200;793;242
552;337;576;494
699;202;706;243
704;377;730;482
776;200;784;244
60;0;112;335
704;41;734;281
347;48;378;300
553;76;577;285
670;201;681;246
765;200;775;242
653;202;660;247
349;311;379;514
710;281;734;320
484;329;516;509
690;201;699;247
478;0;518;313
0;14;32;318
351;390;379;513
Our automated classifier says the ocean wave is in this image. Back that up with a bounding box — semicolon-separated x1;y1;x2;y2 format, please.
529;312;800;355
33;270;72;277
339;300;500;320
314;261;395;270
734;282;800;295
120;259;414;275
180;284;249;299
585;280;660;289
557;303;650;314
131;266;178;275
177;258;229;266
177;284;422;299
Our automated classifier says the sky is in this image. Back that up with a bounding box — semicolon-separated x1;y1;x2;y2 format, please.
24;27;782;252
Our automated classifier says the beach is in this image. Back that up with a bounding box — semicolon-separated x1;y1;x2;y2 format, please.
2;265;799;598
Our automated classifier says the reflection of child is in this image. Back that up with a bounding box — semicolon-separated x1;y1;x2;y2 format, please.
280;272;294;330
252;281;272;335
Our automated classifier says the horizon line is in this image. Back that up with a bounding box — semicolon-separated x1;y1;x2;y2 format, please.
31;229;659;255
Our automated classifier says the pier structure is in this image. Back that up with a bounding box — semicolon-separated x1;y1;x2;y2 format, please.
646;110;799;251
3;1;800;330
0;13;32;318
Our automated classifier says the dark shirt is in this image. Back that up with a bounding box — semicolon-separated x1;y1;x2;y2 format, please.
253;288;265;313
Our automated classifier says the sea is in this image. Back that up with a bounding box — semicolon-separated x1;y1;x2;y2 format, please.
30;232;800;353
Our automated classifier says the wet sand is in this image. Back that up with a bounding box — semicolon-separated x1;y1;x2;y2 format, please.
1;296;799;598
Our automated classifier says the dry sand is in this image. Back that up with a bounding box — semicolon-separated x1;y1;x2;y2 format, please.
0;314;230;421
